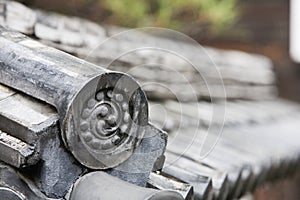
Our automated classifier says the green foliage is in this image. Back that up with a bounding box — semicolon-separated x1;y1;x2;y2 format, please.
103;0;148;27
198;0;239;31
102;0;239;33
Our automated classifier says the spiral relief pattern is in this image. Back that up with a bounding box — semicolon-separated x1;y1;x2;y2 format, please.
79;87;131;152
63;72;148;169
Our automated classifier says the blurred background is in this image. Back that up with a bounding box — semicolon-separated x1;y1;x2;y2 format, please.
13;0;300;199
19;0;300;103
